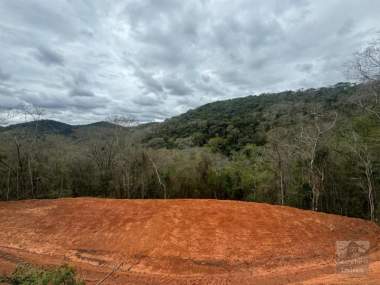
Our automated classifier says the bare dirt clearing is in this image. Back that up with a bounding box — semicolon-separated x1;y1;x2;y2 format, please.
0;198;380;284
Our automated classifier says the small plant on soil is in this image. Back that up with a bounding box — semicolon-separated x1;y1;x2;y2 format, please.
0;263;85;285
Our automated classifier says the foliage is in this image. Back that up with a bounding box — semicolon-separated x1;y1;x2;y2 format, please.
0;264;84;285
0;82;379;222
145;83;357;153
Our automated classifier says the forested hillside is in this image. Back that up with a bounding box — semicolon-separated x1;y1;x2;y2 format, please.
0;81;379;222
146;82;358;152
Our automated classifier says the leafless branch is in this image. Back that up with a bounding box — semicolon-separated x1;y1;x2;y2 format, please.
95;262;123;285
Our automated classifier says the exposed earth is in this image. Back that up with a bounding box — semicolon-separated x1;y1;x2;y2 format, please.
1;198;380;284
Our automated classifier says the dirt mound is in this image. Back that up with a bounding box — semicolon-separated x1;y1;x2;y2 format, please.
0;198;380;284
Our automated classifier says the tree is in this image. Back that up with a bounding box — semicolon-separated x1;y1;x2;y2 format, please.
0;104;46;199
266;128;295;205
106;115;136;146
299;110;338;211
350;38;380;121
145;150;167;199
344;116;378;222
351;131;376;222
348;37;380;221
89;140;116;197
207;137;228;154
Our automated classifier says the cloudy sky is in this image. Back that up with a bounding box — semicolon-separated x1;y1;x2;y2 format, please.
0;0;379;124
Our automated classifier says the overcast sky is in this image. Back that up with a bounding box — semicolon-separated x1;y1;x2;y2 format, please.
0;0;379;124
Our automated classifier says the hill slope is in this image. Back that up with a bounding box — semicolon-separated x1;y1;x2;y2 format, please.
0;119;121;140
145;82;358;150
0;83;359;147
1;120;74;136
0;198;379;284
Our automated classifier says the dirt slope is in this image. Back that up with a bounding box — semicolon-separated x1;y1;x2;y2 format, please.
0;198;380;284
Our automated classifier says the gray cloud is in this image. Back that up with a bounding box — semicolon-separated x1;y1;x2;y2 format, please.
69;88;95;98
22;91;108;111
0;0;380;125
163;77;193;96
131;65;164;94
338;18;356;36
133;93;164;107
296;63;314;73
0;68;11;81
34;46;65;66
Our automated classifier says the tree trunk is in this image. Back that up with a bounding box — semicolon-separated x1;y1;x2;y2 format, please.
6;168;11;201
365;162;375;222
28;156;34;198
280;170;284;205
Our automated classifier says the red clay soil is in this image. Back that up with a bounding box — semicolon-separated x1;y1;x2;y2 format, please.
0;198;380;284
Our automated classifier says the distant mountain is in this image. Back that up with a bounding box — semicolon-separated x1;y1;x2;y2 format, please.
80;121;117;129
1;120;74;135
0;119;119;138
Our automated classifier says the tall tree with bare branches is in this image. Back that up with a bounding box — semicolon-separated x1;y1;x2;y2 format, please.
350;37;380;121
299;110;338;211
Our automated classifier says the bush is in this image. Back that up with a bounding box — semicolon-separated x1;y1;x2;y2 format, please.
1;264;85;285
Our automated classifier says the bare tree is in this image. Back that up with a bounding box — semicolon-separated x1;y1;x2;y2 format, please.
299;110;338;211
89;140;116;197
348;38;379;221
350;38;380;120
105;115;137;198
0;111;7;126
0;105;46;199
106;115;136;147
0;110;12;199
349;131;376;222
0;107;18;126
266;128;295;205
146;151;167;199
22;104;45;198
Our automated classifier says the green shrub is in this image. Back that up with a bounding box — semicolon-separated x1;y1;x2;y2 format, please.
1;264;85;285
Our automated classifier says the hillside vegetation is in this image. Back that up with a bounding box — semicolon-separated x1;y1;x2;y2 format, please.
0;81;379;222
146;82;357;151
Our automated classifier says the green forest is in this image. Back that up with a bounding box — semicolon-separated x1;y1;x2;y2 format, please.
0;44;379;222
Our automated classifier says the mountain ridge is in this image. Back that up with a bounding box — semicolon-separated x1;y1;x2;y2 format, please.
0;119;120;136
0;82;359;147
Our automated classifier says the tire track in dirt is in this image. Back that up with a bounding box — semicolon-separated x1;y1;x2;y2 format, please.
0;249;24;264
